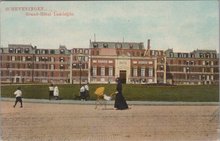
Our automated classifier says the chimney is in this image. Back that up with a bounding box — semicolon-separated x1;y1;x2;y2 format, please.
147;39;150;50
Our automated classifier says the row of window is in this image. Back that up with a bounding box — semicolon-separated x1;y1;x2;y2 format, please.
92;43;143;49
167;66;217;73
4;48;91;55
3;56;69;62
91;67;154;77
1;71;68;77
169;52;217;59
168;74;216;80
4;63;68;70
168;60;218;66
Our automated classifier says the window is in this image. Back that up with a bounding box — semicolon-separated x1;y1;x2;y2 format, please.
133;68;137;77
93;43;98;48
183;67;186;72
84;49;89;54
23;48;29;53
36;57;39;62
103;43;108;48
109;67;113;76
60;57;65;62
0;48;3;53
149;68;153;77
60;49;64;54
200;53;204;58
202;61;205;65
141;68;145;77
51;57;54;62
93;67;97;76
51;65;54;70
60;65;64;69
170;53;174;57
17;49;22;53
9;48;14;53
50;50;55;54
12;56;15;61
101;67;105;76
85;57;89;62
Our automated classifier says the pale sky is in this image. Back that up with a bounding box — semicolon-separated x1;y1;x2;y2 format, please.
1;1;219;52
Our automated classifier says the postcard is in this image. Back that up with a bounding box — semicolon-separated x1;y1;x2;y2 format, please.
0;1;219;141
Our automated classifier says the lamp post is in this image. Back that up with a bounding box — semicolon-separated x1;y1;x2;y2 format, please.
79;63;82;87
31;54;35;83
77;54;84;87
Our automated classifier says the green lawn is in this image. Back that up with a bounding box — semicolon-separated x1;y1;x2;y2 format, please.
1;84;219;102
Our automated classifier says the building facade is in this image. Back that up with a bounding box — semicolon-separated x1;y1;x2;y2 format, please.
165;49;219;85
0;40;218;85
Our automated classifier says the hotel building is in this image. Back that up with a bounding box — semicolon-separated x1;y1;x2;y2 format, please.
0;40;218;85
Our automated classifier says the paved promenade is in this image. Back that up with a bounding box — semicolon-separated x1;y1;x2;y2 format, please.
1;98;219;141
1;97;219;106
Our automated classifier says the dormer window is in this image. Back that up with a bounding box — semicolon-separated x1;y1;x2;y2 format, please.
103;43;108;48
60;49;64;54
9;48;13;53
17;48;21;53
45;50;49;54
93;43;98;48
50;50;55;54
24;48;29;53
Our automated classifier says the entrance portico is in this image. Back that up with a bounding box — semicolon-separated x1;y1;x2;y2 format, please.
115;57;131;84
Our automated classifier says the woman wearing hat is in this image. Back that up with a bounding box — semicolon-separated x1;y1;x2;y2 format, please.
114;78;128;110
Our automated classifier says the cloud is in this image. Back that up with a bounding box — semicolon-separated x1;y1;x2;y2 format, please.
1;1;219;52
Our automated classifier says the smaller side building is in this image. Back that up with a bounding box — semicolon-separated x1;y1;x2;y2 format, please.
165;49;219;85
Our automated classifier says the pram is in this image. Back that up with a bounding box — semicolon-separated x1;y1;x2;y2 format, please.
94;87;115;109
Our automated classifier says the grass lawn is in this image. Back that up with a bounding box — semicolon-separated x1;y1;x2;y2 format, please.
1;84;219;102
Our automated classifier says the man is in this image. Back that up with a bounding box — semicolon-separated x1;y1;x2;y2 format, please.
49;84;54;100
80;85;86;101
13;87;23;108
84;83;90;100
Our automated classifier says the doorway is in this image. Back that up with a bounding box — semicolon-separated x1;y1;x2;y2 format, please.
119;70;126;83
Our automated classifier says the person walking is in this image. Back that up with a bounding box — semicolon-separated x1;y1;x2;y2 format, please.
84;82;90;100
80;85;86;101
114;77;128;110
13;87;23;108
49;84;54;100
53;85;59;100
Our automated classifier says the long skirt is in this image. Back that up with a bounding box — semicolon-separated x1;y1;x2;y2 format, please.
114;92;128;110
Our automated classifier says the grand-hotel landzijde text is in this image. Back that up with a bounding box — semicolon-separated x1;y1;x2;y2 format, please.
0;39;219;85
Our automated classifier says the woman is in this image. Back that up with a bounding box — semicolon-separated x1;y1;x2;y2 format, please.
114;78;128;110
53;86;59;100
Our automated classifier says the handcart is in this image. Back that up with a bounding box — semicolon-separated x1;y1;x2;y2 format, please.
94;87;115;109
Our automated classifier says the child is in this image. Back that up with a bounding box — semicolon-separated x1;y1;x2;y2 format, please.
53;85;59;100
13;87;23;108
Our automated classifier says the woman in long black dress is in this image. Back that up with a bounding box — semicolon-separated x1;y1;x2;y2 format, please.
114;78;128;110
